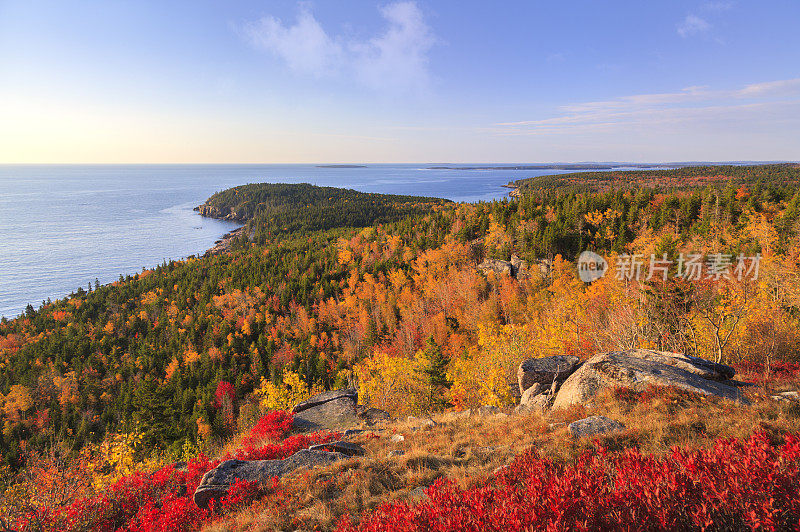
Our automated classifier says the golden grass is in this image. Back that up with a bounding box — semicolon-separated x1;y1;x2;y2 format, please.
203;380;800;531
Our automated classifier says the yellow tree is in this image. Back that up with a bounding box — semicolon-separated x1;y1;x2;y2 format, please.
354;350;427;416
449;323;539;409
690;277;754;363
254;369;322;412
2;385;33;423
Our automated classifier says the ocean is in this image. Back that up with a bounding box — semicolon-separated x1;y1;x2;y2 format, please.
0;163;604;318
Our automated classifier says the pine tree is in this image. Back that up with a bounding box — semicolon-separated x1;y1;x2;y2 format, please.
421;336;452;411
132;379;180;454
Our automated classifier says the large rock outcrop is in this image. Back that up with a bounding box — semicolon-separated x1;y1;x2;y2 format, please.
194;203;247;222
292;388;360;431
552;349;745;410
293;388;357;414
478;258;513;277
478;254;532;280
194;449;348;508
517;355;581;395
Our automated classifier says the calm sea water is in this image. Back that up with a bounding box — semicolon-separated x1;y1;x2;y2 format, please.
0;163;598;318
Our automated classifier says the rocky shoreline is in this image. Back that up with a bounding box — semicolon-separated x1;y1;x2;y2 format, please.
203;226;246;257
503;183;521;197
194;202;250;257
194;202;248;223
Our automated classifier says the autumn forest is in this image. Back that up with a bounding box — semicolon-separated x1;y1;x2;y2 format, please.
3;165;800;529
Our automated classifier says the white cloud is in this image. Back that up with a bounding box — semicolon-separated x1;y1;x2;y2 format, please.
350;2;436;92
492;78;800;136
737;78;800;98
243;6;343;76
243;2;435;93
677;14;711;37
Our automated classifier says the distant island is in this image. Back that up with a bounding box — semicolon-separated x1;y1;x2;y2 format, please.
427;161;788;171
316;164;367;168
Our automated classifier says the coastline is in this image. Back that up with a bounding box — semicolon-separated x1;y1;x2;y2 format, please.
501;182;521;197
202;226;246;257
0;164;540;319
194;201;249;256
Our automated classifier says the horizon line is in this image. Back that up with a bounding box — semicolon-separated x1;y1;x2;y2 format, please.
0;160;796;166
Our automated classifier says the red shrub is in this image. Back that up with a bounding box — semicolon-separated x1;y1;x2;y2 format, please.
13;411;339;532
338;431;800;532
229;431;337;461
219;479;260;513
240;410;295;447
735;362;800;385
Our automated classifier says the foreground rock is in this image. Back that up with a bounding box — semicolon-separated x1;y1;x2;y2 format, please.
194;449;347;508
552;349;745;410
518;355;580;395
293;389;360;431
308;441;365;456
613;350;735;381
357;405;393;426
293;388;357;413
516;385;555;414
772;391;800;402
568;416;626;438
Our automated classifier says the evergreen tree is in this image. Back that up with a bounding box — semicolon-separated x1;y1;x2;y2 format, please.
132;378;180;454
421;337;452;411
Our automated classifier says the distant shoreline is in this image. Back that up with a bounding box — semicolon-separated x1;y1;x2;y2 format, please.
316;164;367;168
427;163;674;171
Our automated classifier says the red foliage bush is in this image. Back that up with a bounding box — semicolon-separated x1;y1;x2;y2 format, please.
338;431;800;532
218;479;260;513
214;380;235;409
240;409;294;447
735;361;800;385
14;411;339;532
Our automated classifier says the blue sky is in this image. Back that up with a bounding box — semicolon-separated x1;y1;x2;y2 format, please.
1;0;798;163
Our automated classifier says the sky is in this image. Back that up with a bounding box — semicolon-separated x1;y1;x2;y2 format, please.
0;0;798;163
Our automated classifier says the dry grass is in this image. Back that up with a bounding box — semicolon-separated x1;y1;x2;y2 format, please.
203;381;800;531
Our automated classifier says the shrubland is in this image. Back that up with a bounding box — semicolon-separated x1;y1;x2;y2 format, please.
5;378;800;530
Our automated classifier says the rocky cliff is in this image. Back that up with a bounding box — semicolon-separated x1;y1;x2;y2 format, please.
194;203;247;223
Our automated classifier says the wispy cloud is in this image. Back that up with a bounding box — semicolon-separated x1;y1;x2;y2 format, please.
701;1;734;12
677;14;711;37
492;78;800;136
349;2;436;92
242;2;436;93
243;5;343;76
677;3;734;39
738;78;800;97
